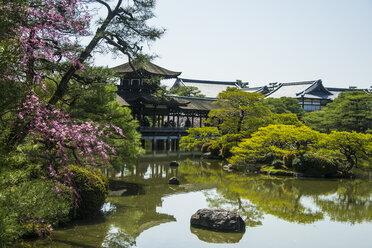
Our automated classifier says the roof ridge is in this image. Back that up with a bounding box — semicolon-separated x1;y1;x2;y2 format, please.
241;86;264;90
180;78;237;85
281;81;316;86
170;95;216;101
265;83;283;96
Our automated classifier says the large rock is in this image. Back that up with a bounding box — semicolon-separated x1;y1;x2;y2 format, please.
190;209;245;232
168;177;180;185
169;161;179;167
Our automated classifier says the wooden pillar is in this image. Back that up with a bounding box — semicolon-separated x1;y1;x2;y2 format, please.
176;139;179;151
161;115;164;127
152;138;156;151
176;113;180;127
166;138;170;151
191;112;195;127
200;114;203;127
152;110;156;127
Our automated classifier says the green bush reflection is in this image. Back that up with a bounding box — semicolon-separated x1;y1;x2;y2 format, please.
179;159;372;225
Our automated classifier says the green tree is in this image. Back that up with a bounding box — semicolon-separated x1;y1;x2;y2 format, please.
303;91;372;133
204;88;274;157
263;97;305;119
169;86;205;97
181;88;303;157
64;67;144;168
229;124;321;165
180;127;220;151
319;131;372;171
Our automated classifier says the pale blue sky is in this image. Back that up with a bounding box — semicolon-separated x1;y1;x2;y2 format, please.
94;0;372;89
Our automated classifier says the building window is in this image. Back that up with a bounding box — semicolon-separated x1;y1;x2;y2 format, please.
131;79;140;87
304;105;321;112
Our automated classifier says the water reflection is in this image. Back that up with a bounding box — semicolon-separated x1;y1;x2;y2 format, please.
20;155;372;248
180;159;372;225
190;227;244;243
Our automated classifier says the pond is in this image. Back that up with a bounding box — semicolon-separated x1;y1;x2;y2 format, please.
19;153;372;247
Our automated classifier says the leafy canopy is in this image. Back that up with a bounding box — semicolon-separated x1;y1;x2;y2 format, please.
229;124;321;165
303;91;372;133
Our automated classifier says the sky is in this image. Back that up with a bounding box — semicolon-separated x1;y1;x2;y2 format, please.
93;0;372;89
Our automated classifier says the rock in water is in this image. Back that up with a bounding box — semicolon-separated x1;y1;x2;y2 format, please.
169;161;179;167
190;209;245;232
168;177;180;185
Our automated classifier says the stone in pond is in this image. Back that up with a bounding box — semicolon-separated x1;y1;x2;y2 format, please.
170;161;179;167
190;208;245;232
168;177;180;185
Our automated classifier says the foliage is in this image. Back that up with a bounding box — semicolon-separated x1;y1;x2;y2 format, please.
229;124;321;165
271;159;284;169
230;124;371;174
169;86;205;97
1;0;162;163
65;69;144;168
272;113;303;126
0;0;162;244
292;154;340;177
181;89;304;158
180;127;220;151
263;97;305;118
206;88;272;136
202;88;274;157
66;165;109;218
303;91;372;133
319;131;372;171
0;179;73;246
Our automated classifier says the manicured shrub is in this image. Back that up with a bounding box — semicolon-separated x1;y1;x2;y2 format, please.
67;165;109;218
271;159;284;169
292;154;339;177
0;179;73;246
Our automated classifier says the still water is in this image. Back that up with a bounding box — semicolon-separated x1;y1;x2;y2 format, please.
20;153;372;247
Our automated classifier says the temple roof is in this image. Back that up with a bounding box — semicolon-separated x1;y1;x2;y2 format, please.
241;86;270;94
265;80;338;100
171;96;217;111
173;78;239;98
116;91;187;107
111;61;181;78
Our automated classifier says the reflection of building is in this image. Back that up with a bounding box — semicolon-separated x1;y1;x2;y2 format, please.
265;80;368;112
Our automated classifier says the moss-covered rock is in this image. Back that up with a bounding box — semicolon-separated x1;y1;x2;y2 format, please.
67;165;108;218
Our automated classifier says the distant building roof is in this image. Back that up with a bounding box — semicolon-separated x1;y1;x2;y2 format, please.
172;78;239;98
266;79;368;101
266;80;320;99
111;60;181;78
326;87;369;100
171;96;217;111
241;86;270;94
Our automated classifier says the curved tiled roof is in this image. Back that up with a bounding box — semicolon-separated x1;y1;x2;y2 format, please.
266;80;319;98
175;78;238;98
112;61;181;78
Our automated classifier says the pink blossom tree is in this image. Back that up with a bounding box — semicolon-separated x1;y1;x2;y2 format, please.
1;0;163;185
